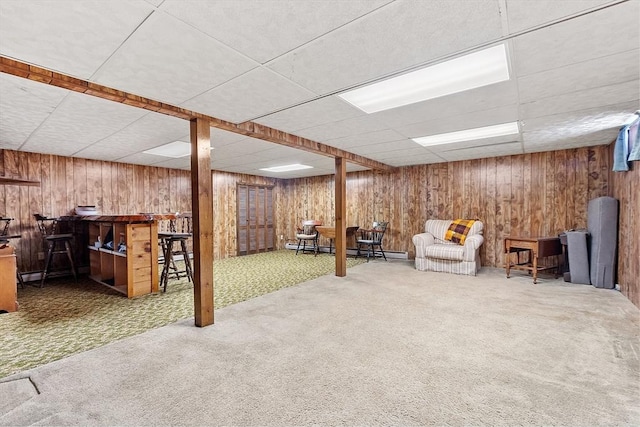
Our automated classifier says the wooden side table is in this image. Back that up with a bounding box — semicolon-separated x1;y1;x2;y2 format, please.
504;236;562;284
316;226;359;254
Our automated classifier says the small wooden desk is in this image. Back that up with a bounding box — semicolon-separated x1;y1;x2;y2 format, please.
504;236;562;284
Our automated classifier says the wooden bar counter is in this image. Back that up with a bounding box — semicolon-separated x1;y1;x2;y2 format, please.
64;214;174;298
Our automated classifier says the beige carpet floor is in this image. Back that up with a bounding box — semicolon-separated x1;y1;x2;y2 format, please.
0;250;365;379
1;261;639;426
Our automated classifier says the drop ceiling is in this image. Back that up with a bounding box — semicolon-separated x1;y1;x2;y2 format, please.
0;0;638;178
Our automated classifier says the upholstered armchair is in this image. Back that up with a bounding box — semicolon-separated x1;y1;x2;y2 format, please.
412;219;484;276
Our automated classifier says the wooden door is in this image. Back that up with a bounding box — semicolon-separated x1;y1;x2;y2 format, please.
237;184;274;255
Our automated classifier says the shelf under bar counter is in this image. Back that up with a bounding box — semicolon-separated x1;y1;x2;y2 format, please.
60;214;175;298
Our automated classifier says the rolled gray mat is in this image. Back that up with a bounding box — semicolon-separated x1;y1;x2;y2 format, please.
566;231;590;285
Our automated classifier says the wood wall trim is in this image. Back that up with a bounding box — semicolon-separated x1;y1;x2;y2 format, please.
0;56;394;172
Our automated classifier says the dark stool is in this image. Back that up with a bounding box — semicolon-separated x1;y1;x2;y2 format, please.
158;213;193;292
159;232;193;292
34;214;77;287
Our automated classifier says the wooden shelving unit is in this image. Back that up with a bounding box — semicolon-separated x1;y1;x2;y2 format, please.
87;220;159;298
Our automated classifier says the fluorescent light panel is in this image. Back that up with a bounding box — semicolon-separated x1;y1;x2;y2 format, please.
143;141;212;158
413;122;520;147
259;164;313;173
338;44;510;113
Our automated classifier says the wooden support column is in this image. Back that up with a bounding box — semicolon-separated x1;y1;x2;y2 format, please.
335;157;347;277
190;118;214;327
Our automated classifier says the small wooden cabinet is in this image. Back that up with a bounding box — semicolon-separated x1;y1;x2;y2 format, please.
86;218;159;298
0;244;18;312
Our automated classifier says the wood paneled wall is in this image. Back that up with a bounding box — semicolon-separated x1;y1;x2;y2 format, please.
0;149;192;273
3;145;637;309
275;146;615;273
0;150;280;273
211;171;276;259
608;143;639;308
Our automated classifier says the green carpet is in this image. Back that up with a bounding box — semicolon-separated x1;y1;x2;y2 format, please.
0;250;365;379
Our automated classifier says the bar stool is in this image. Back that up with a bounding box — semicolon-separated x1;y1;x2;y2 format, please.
158;213;193;292
0;216;25;288
33;214;77;287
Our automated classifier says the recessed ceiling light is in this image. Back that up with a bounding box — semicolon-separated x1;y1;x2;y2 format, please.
413;122;520;147
143;141;212;158
338;44;510;114
259;164;313;173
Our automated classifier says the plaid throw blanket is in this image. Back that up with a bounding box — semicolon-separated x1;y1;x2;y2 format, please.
444;219;476;245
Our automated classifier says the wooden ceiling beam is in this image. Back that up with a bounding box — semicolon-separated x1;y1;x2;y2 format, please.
0;56;395;172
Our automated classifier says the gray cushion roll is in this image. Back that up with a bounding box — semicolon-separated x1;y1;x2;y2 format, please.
587;197;618;289
566;231;591;285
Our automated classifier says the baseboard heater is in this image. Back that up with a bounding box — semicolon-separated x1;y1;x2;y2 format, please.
284;243;408;259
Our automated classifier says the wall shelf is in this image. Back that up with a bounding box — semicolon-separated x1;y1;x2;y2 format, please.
0;177;41;186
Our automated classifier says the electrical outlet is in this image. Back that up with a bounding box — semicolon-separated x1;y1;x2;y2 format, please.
280;234;284;240
38;252;45;260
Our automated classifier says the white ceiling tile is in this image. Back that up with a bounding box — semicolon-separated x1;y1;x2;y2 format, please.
438;142;523;162
251;145;322;162
0;1;637;178
20;92;148;157
348;139;417;155
505;0;613;33
254;96;364;133
429;134;523;154
160;0;392;63
218;138;277;156
0;73;68;149
513;1;639;77
92;11;259;105
267;0;503;94
323;129;408;150
210;128;248;147
116;152;174;167
75;113;188;161
368;146;432;161
521;81;640;120
295;115;390;142
520;102;637;153
380;152;446;167
181;67;317;123
397;105;520;139
373;80;519;128
523;130;615;153
147;157;192;170
0;0;154;79
518;50;640;103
